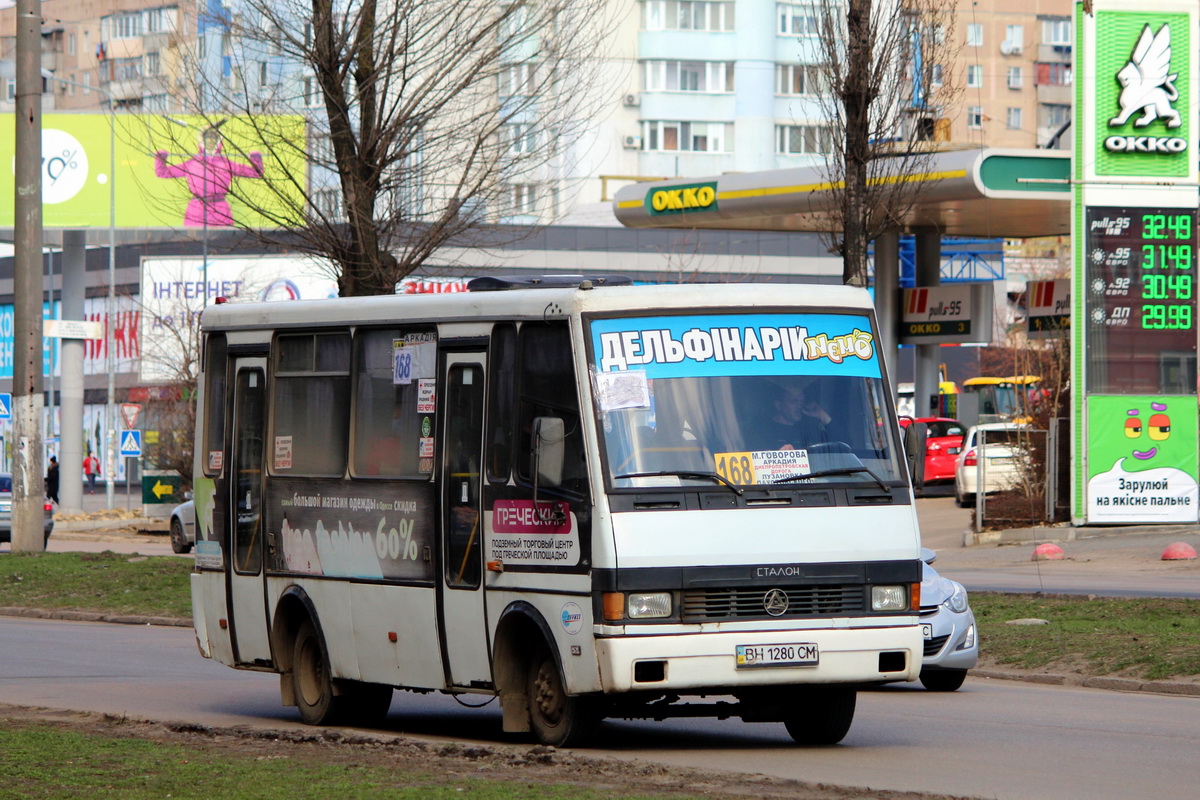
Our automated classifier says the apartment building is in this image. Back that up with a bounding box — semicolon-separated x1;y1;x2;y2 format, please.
3;1;1077;222
952;1;1074;149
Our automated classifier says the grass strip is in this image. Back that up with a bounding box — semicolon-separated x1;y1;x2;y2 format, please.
0;718;673;800
0;551;192;619
971;592;1200;681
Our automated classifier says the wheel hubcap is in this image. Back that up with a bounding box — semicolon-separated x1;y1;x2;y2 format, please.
532;659;564;725
297;637;323;706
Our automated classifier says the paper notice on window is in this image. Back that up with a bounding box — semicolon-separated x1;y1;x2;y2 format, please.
715;449;811;485
393;333;436;385
595;370;651;411
274;436;294;470
417;378;436;413
750;449;811;482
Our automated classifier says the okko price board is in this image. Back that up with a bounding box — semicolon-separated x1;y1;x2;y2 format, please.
1084;207;1197;394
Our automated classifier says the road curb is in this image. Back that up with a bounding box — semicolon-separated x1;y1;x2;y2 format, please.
973;668;1200;696
0;607;191;628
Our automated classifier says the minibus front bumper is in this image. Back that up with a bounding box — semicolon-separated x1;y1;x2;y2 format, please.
594;623;922;693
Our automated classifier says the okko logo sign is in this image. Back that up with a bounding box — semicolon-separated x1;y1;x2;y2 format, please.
39;129;91;204
1097;13;1191;177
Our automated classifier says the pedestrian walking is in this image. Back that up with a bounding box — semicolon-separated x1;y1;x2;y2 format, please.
83;453;100;494
45;456;60;505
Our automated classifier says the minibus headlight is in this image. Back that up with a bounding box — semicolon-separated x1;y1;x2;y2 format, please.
627;592;672;619
871;585;908;612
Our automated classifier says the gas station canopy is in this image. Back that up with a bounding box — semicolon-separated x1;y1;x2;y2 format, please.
613;148;1072;239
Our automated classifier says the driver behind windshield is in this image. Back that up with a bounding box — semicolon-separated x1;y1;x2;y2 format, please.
756;380;831;451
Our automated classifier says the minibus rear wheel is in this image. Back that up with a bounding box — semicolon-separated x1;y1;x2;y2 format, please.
526;645;600;747
293;617;349;725
782;687;856;745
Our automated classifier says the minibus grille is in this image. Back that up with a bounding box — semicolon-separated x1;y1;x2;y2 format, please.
681;585;865;621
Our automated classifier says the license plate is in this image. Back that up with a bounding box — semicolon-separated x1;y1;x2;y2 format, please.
989;456;1014;465
922;624;933;640
736;643;819;668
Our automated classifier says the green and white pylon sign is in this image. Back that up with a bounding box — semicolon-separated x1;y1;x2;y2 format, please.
1073;0;1200;525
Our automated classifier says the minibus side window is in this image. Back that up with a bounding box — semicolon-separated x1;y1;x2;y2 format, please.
351;327;437;478
202;333;228;476
515;323;588;498
271;332;351;476
486;323;517;484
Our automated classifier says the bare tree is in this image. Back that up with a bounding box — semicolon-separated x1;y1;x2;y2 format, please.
808;0;961;286
168;0;619;296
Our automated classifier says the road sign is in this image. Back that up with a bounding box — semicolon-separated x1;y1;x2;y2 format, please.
119;430;143;458
142;472;183;505
0;393;9;420
44;319;104;339
120;403;142;429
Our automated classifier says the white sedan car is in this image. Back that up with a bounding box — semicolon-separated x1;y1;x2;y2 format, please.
954;422;1027;507
918;549;978;691
169;498;196;554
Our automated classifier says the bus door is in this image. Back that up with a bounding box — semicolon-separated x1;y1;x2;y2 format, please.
226;359;271;666
439;351;492;688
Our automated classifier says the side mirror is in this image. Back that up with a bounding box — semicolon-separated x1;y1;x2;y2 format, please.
920;547;937;565
903;421;927;493
532;417;565;489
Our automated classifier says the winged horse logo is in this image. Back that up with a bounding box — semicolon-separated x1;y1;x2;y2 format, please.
1109;24;1181;129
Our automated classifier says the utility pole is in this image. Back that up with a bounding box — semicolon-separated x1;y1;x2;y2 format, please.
12;0;46;551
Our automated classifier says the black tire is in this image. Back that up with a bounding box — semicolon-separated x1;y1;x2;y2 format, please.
782;688;857;745
920;668;967;692
526;646;600;747
293;618;338;725
169;517;192;554
955;491;972;508
338;681;393;727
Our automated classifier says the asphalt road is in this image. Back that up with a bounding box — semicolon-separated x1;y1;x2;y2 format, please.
1;615;1198;800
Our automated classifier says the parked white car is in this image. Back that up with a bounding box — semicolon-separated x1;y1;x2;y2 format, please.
917;549;978;691
954;422;1027;508
169;498;196;554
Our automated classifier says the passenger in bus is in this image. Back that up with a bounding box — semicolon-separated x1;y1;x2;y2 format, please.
757;381;831;451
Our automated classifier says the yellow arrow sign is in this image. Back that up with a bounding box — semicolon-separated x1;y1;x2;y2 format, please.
152;481;175;499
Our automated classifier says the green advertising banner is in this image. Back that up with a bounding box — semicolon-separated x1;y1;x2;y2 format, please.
1086;395;1198;522
1095;11;1191;178
0;113;308;229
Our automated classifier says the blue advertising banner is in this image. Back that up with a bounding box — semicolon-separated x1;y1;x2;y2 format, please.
589;313;880;379
0;302;61;379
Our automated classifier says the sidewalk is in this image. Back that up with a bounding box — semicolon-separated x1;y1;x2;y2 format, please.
52;482;170;535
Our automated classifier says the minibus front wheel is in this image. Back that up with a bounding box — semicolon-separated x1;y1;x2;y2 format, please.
526;645;601;747
781;687;857;745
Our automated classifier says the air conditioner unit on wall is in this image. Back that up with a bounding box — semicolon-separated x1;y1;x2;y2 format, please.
623;93;639;107
1000;40;1022;55
622;134;642;149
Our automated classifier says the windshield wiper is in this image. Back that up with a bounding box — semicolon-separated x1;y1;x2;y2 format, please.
616;470;744;496
771;467;891;493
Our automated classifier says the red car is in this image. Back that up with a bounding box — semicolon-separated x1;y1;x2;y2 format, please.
899;417;967;485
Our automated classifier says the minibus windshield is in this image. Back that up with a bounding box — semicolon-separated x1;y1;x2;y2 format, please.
588;311;905;490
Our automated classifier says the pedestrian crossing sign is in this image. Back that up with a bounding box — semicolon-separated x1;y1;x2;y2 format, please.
0;393;10;420
120;430;143;458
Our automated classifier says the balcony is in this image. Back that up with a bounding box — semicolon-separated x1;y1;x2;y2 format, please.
1036;43;1072;63
1036;84;1072;105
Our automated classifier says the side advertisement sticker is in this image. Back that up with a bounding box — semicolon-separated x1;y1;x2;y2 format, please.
487;499;580;567
266;480;436;580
